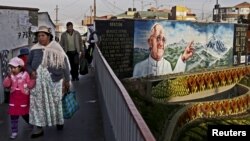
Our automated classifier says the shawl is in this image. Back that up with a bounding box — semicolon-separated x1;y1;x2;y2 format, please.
31;41;71;70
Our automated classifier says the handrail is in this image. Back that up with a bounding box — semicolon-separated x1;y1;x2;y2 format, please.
94;46;156;141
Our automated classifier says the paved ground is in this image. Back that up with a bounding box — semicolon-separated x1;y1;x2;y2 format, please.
0;70;105;141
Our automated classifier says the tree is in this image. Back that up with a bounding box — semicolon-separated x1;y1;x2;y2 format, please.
238;15;248;24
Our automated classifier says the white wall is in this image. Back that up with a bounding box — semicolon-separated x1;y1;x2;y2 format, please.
0;9;33;50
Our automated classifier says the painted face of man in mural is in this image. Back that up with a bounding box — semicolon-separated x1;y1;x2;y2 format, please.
148;23;194;62
148;24;166;61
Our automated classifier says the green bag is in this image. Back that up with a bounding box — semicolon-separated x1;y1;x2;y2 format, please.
62;91;79;119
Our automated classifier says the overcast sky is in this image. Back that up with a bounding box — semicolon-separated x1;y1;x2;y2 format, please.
0;0;247;25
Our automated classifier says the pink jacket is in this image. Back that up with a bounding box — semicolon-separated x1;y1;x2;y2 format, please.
3;71;36;95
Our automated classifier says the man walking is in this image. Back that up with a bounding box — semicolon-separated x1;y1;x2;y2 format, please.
86;26;98;67
60;22;83;81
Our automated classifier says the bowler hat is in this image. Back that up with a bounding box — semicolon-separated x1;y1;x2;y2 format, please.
35;26;52;36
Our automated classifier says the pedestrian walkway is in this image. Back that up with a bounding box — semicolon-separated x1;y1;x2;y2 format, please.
0;71;105;141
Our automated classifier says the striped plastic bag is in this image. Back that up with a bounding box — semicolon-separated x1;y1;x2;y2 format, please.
62;91;79;119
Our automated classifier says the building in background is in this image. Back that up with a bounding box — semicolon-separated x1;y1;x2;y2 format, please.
213;1;250;23
116;7;170;19
110;6;196;20
169;5;196;21
82;15;113;26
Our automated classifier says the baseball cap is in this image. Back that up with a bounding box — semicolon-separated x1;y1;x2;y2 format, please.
8;57;24;67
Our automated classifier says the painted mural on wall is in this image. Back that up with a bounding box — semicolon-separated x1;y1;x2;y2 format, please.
133;20;235;78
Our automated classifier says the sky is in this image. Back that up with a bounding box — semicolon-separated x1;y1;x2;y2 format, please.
0;0;248;25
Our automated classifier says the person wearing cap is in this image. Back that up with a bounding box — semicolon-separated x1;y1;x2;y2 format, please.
60;22;83;81
86;26;98;67
18;47;29;70
26;25;71;138
3;57;36;139
133;23;194;77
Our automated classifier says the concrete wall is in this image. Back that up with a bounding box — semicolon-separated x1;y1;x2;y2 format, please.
0;6;38;50
0;6;38;103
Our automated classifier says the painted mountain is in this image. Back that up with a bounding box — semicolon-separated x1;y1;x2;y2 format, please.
165;37;232;72
134;36;232;74
205;35;227;57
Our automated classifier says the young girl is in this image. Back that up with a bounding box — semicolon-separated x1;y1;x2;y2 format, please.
3;57;36;139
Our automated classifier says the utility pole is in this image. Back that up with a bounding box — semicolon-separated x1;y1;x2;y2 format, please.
55;5;59;24
55;5;60;38
154;0;158;8
94;0;96;20
141;0;143;11
90;5;93;24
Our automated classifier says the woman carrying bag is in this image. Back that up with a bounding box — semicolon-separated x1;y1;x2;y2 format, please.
26;26;71;138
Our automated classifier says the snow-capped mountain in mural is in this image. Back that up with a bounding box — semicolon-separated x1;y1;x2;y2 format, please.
205;35;227;57
165;37;231;71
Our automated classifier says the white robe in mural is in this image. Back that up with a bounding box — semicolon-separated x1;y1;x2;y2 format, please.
133;55;186;78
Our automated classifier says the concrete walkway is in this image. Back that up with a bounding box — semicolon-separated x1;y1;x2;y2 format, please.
0;71;105;141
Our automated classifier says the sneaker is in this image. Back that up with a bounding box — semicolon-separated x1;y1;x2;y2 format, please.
9;132;17;139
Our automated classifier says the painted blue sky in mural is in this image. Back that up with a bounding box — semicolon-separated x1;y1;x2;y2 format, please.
134;20;235;50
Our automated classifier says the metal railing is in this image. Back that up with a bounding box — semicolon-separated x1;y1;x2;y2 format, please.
93;46;156;141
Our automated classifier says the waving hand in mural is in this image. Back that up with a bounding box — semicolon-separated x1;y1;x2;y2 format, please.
182;41;194;62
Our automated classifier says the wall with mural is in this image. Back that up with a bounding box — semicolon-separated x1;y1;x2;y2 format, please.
95;20;248;79
133;20;236;78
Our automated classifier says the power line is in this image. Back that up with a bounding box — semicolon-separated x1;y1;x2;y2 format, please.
100;0;125;12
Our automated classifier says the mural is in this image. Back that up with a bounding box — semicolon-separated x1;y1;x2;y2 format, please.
133;20;235;78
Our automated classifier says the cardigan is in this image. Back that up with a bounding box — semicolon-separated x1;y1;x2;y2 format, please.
26;41;71;82
3;71;35;95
